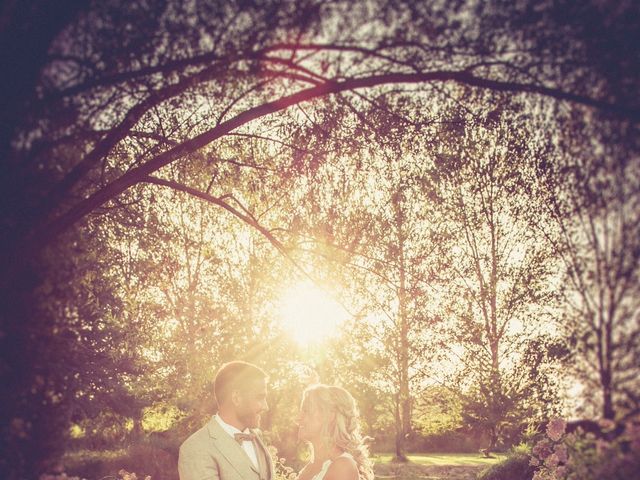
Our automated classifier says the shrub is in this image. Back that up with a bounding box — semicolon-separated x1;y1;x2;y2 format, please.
530;417;640;480
477;444;535;480
65;442;176;480
414;430;485;453
267;445;297;480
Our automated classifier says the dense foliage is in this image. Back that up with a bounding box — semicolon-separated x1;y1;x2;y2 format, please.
1;1;638;478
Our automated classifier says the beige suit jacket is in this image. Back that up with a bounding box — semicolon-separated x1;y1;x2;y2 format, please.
178;417;274;480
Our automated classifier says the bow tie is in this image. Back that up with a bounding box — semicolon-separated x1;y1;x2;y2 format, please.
234;432;256;444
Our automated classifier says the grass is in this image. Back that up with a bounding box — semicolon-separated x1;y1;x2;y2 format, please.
373;453;507;466
64;446;176;480
372;453;509;480
65;448;129;464
62;449;507;480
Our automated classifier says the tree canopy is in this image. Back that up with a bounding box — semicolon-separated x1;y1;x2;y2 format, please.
0;1;638;478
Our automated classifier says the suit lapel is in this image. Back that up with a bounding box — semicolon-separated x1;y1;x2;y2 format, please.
252;429;273;480
207;418;259;477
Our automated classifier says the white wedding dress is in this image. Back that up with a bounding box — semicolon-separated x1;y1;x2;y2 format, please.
310;452;353;480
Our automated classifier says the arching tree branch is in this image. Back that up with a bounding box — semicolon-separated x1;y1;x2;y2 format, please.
27;70;640;257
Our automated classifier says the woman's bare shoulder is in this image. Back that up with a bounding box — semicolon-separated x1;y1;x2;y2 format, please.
323;455;358;480
296;462;314;480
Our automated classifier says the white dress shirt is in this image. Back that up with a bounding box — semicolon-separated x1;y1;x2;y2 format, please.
214;414;259;469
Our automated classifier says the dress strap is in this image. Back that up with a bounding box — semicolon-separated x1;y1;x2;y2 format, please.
310;459;332;480
311;452;353;480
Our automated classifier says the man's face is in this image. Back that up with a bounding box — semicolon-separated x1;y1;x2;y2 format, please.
234;377;268;429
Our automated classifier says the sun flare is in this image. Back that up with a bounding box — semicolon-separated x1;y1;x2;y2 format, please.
278;281;351;347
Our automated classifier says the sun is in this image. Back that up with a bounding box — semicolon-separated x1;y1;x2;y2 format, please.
278;280;351;347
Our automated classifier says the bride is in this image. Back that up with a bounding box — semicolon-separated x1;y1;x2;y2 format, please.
295;384;374;480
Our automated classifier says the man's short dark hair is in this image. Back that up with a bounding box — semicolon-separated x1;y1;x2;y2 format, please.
214;361;267;406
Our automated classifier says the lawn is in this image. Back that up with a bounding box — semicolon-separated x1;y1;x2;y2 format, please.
64;446;176;480
63;449;507;480
373;452;507;466
372;453;507;480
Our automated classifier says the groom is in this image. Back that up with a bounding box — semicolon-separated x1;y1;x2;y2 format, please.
178;361;273;480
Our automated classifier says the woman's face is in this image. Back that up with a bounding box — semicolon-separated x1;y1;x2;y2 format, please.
297;396;324;442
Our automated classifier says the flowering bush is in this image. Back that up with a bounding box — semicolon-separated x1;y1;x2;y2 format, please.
38;473;85;480
477;445;536;480
37;461;86;480
38;467;150;480
116;469;152;480
267;445;297;480
530;417;640;480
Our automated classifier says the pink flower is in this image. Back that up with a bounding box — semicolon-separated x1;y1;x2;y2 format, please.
118;471;137;480
554;466;568;478
529;456;540;466
544;453;560;468
546;418;566;442
623;421;640;440
554;443;568;463
532;471;545;480
598;418;616;431
533;438;553;459
595;439;610;455
619;421;640;452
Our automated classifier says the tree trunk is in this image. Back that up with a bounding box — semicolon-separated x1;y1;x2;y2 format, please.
597;313;615;420
602;369;614;420
393;186;410;463
131;415;144;441
394;396;408;462
484;427;498;457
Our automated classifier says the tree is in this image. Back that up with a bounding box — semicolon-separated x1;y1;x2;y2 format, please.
3;0;637;273
0;209;153;477
533;110;640;420
430;105;564;452
278;93;448;460
1;1;638;476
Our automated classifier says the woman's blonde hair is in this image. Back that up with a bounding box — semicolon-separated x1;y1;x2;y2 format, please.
302;384;374;480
